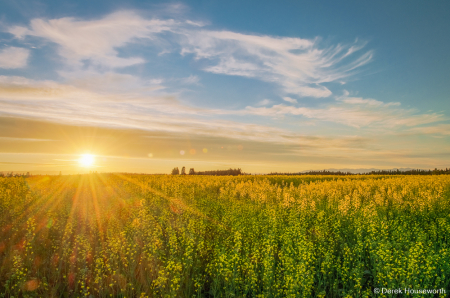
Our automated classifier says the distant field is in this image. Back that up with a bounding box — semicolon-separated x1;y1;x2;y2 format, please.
1;174;449;297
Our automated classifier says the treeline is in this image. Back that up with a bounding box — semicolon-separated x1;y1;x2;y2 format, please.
364;168;450;175
0;172;32;177
268;170;354;176
194;168;243;176
268;168;450;176
171;167;243;176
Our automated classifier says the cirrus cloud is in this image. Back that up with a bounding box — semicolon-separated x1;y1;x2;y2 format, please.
179;30;373;98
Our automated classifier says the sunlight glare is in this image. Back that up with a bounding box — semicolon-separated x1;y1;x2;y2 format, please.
78;154;95;167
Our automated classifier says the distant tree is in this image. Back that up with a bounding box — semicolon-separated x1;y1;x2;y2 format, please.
194;168;242;176
267;167;450;176
189;168;195;175
171;167;180;175
181;167;186;175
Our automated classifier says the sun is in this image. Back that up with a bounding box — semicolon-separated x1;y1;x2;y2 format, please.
78;154;95;167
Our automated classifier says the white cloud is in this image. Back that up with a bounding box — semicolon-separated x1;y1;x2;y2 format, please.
337;90;400;107
0;47;30;69
8;26;30;39
8;11;176;68
185;20;205;27
283;96;297;104
180;75;200;85
257;99;272;106
285;84;332;98
6;11;372;97
340;97;400;107
180;30;373;98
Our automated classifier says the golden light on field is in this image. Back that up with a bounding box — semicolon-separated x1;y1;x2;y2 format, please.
78;154;95;167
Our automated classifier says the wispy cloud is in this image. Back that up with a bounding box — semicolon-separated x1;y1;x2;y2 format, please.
0;74;445;142
235;103;445;128
8;11;177;68
0;75;377;149
6;11;372;98
337;90;401;107
339;97;400;107
283;96;297;104
60;71;165;95
0;75;101;101
180;74;200;85
406;124;450;136
256;99;272;106
0;47;30;69
180;30;373;97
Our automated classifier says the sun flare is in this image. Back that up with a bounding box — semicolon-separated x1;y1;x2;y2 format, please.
78;154;95;167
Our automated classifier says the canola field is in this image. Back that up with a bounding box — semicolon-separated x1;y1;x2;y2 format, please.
0;174;450;297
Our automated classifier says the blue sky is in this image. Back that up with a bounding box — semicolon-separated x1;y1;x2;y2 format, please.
0;0;449;173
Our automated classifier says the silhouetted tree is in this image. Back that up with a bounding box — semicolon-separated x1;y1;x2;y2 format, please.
171;167;180;175
189;168;195;175
181;167;186;175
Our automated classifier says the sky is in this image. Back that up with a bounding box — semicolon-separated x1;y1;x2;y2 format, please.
0;0;449;174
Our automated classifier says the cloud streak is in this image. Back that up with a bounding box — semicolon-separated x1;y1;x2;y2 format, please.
0;74;445;148
406;124;450;136
236;103;444;128
337;90;401;107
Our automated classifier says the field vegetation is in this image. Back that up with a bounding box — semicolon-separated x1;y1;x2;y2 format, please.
1;174;449;297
